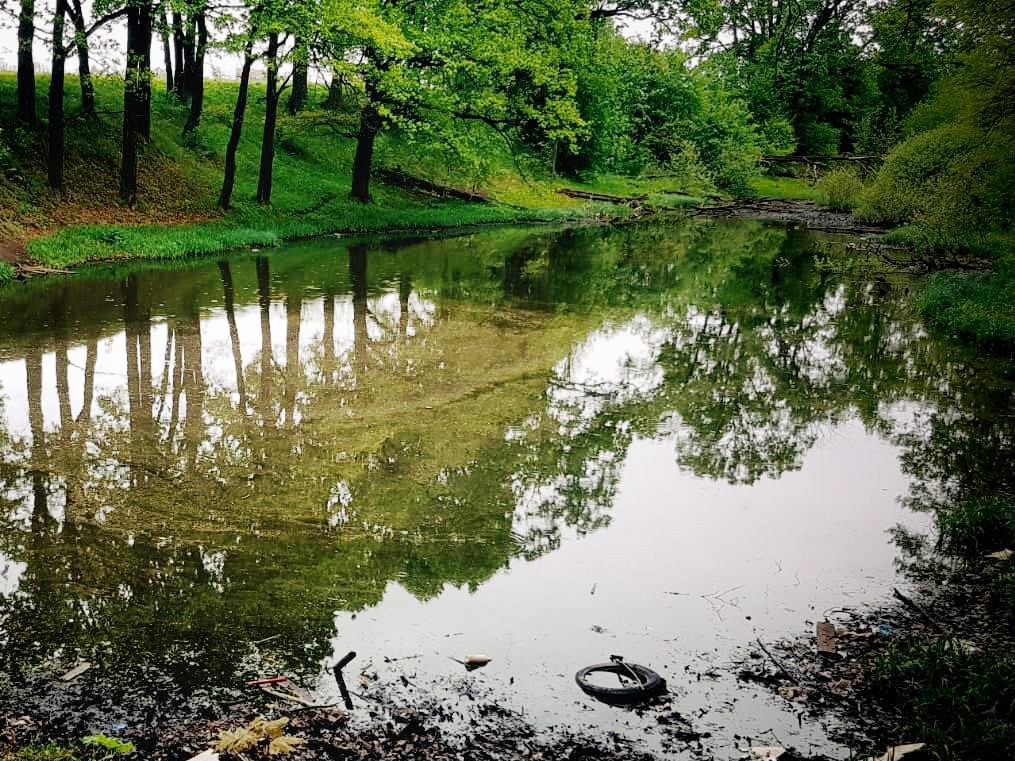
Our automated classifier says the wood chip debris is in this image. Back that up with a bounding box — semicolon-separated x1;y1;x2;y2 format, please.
60;661;91;681
816;621;837;654
864;743;926;761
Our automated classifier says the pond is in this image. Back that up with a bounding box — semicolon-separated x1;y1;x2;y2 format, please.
0;219;1012;756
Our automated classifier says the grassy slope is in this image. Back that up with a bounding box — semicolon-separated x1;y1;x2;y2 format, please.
1;74;685;268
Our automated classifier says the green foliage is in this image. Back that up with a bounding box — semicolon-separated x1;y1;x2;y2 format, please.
934;496;1015;555
816;167;863;212
870;638;1015;761
918;256;1015;347
564;29;759;192
0;262;13;285
81;736;134;755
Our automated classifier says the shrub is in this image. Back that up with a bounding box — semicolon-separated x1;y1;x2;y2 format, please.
817;168;863;212
857;124;1015;239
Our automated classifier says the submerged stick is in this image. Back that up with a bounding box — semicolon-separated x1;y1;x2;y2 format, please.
892;588;945;632
333;651;356;710
755;638;799;684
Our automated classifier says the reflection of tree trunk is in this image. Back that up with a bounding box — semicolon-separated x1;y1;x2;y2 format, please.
256;257;273;424
52;293;72;439
399;271;411;339
219;261;247;409
169;327;184;446
181;309;205;468
123;276;144;450
323;294;335;382
153;325;173;425
26;351;49;531
284;293;301;427
349;245;368;375
78;339;97;427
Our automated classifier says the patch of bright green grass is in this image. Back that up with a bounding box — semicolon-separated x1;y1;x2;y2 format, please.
747;174;823;202
27;201;611;267
0;262;13;284
1;744;83;761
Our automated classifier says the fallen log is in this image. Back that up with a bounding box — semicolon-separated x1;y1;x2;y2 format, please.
557;188;647;205
376;168;491;203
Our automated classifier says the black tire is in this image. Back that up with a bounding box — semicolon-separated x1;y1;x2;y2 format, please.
575;662;666;704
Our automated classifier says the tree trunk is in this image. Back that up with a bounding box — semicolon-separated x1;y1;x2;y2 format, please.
161;5;174;93
351;102;380;202
17;0;37;124
219;45;255;210
121;1;152;206
183;11;207;133
68;0;95;116
48;0;68;191
171;10;185;97
181;14;196;99
256;32;280;205
287;39;308;115
323;70;343;109
139;3;153;140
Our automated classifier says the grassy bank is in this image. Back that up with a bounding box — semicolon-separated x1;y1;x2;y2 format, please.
1;73;714;271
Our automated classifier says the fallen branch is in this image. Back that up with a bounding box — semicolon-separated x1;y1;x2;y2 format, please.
377;168;491;203
557;188;647;205
893;587;946;633
755;638;800;685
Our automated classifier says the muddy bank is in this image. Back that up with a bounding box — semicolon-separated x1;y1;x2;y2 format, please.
738;564;1015;759
1;667;831;761
693;198;889;236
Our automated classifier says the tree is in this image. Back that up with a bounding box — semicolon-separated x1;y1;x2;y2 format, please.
48;0;69;190
120;0;154;206
17;0;37;124
183;6;207;132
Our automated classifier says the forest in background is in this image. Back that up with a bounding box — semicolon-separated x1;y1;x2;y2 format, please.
0;0;1013;338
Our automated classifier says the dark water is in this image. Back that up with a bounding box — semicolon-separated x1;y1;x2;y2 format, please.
0;220;1012;755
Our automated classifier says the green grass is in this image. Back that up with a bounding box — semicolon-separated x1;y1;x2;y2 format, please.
0;73;701;270
918;259;1015;348
869;638;1015;761
747;174;823;202
0;261;13;284
1;745;84;761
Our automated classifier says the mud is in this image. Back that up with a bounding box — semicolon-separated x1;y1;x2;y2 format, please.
693;198;890;236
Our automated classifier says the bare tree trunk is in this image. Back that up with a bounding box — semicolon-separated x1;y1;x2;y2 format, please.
256;32;280;205
68;0;95;116
160;4;174;93
219;45;255;209
171;10;185;97
17;0;37;124
121;0;152;206
323;69;343;109
350;102;380;202
48;0;68;191
183;10;207;132
286;39;308;115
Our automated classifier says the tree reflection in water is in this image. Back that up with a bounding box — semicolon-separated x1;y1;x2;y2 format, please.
0;219;1011;693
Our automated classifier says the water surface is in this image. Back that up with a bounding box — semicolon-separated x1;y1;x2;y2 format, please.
1;220;1012;755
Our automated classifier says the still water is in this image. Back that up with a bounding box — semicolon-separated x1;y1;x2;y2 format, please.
0;220;1012;755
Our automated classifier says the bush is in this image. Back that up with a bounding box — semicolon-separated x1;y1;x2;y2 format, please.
817;168;863;212
858;124;1015;239
919;260;1015;347
0;262;13;285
